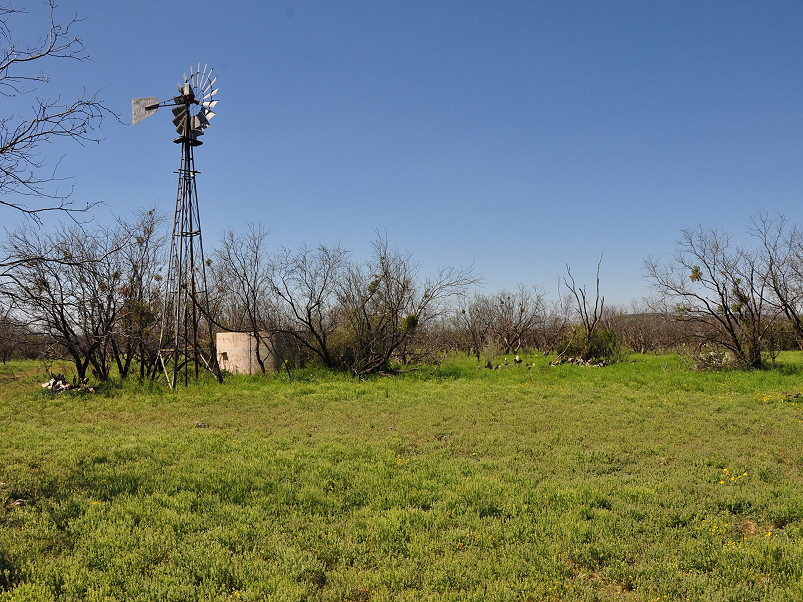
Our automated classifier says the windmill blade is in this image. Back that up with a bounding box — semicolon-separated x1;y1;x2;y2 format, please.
202;76;216;93
190;115;207;133
204;88;219;100
172;106;187;130
131;96;159;125
202;99;218;110
198;67;209;91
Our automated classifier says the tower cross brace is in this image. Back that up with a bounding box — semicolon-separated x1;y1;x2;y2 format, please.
156;106;223;388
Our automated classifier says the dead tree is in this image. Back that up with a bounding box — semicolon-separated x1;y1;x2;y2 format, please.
554;255;607;363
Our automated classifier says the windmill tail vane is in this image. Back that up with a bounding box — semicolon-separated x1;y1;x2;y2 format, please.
132;95;192;125
131;63;223;389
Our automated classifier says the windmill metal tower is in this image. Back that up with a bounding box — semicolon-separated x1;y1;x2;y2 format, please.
132;64;222;388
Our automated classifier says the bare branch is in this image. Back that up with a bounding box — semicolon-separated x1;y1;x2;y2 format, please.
0;1;119;221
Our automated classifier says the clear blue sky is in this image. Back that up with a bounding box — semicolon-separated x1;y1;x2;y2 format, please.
5;1;803;305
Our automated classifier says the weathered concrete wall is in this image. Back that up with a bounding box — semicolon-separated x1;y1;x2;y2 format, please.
216;332;297;374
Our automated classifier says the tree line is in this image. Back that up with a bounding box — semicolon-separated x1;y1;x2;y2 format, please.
4;209;803;379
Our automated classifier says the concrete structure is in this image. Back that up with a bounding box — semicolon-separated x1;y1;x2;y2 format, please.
216;331;297;374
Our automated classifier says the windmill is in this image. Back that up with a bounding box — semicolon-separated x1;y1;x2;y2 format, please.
132;64;222;388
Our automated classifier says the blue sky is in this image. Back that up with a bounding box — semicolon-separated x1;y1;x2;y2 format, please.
5;1;803;304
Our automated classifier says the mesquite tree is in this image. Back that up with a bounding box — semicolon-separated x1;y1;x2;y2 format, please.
645;225;777;369
750;212;803;351
4;222;125;379
271;243;349;370
2;211;162;380
336;236;475;375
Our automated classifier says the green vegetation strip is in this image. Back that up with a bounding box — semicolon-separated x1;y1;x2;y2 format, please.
1;354;803;600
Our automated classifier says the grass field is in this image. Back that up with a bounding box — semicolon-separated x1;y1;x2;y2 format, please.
1;353;802;600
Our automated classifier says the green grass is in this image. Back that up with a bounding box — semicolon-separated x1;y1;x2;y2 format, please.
1;353;803;600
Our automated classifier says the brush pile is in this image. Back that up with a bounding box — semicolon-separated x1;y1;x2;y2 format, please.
41;373;95;393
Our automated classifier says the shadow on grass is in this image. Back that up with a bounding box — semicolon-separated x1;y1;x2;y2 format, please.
768;361;803;376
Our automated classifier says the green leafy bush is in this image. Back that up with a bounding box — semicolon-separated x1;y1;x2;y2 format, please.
556;327;621;364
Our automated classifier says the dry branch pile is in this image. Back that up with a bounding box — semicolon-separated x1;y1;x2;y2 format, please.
41;373;95;393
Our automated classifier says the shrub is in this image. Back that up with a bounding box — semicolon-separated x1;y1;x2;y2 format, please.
556;327;621;364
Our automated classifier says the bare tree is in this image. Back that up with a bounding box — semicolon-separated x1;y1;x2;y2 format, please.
0;1;115;221
645;225;778;369
212;223;277;373
270;235;475;375
0;297;24;362
271;243;349;369
1;210;163;380
335;235;476;375
3;220;127;379
749;212;803;351
604;298;671;354
489;285;546;354
454;292;494;361
454;285;546;360
111;209;165;379
534;300;569;355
